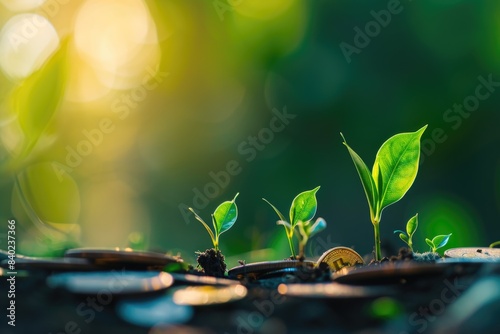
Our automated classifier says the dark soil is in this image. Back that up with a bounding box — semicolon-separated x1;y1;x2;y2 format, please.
368;247;441;265
196;248;226;277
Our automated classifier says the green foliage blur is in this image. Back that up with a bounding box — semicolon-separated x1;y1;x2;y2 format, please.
0;0;499;266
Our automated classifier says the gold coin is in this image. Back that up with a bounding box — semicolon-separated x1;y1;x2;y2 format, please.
317;247;364;271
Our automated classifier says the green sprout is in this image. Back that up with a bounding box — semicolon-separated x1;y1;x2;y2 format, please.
341;125;427;261
188;193;239;251
297;217;327;259
263;186;325;258
425;234;452;253
394;214;418;252
490;241;500;248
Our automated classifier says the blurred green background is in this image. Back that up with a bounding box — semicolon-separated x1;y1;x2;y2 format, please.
0;0;499;266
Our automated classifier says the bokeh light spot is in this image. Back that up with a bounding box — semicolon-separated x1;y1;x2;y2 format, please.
0;13;59;79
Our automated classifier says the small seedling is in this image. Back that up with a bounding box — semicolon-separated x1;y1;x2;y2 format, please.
263;186;325;258
188;193;239;251
188;193;239;276
425;234;452;253
490;241;500;248
297;218;327;259
394;214;418;252
341;125;427;261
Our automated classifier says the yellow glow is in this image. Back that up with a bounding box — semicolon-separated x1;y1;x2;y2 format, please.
81;178;150;247
0;0;46;12
72;0;161;98
277;284;288;295
0;13;59;80
234;0;295;20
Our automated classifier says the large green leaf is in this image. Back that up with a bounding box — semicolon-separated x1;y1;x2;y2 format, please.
212;193;239;236
373;125;427;214
289;186;320;227
341;134;378;218
11;41;67;155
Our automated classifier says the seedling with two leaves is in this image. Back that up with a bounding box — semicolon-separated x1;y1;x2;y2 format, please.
342;125;427;261
395;213;452;254
188;193;239;251
263;186;326;259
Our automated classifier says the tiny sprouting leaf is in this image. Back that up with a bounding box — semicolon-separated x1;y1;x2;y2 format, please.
399;233;409;244
213;193;239;236
290;186;320;227
277;220;293;230
189;207;216;246
425;238;434;249
406;214;418;238
432;234;452;250
262;198;286;221
308;217;327;237
374;125;427;214
341;134;378;219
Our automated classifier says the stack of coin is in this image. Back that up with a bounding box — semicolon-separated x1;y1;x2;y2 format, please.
64;247;183;270
228;260;316;280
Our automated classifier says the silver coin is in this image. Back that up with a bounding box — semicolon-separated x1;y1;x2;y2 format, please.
172;285;247;306
64;248;182;269
47;271;174;295
277;282;392;299
1;257;96;271
444;247;500;260
228;260;315;280
117;295;193;328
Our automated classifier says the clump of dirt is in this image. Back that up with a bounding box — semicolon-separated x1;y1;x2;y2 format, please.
412;251;442;262
196;248;227;277
389;247;414;261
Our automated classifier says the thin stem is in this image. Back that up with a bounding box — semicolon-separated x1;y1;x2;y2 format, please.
373;222;381;261
286;227;296;258
490;241;500;248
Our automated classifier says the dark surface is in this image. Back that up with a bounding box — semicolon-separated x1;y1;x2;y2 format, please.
2;259;500;334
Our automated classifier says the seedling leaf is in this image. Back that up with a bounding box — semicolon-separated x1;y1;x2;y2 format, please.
374;125;427;213
341;134;378;219
189;207;216;246
290;186;320;227
399;233;409;244
406;214;418;237
213;193;239;236
432;234;452;249
262;198;286;221
425;238;434;249
308;217;327;237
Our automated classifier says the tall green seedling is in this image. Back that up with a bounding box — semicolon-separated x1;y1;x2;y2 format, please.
341;126;427;261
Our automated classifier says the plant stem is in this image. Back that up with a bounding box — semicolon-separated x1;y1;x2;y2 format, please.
490;241;500;248
373;222;381;261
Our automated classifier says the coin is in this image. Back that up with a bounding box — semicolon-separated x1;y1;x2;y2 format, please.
1;257;96;271
277;282;391;299
444;247;500;260
172;285;247;306
47;271;174;295
170;273;238;286
64;248;182;270
228;260;316;280
317;247;364;271
116;295;193;328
